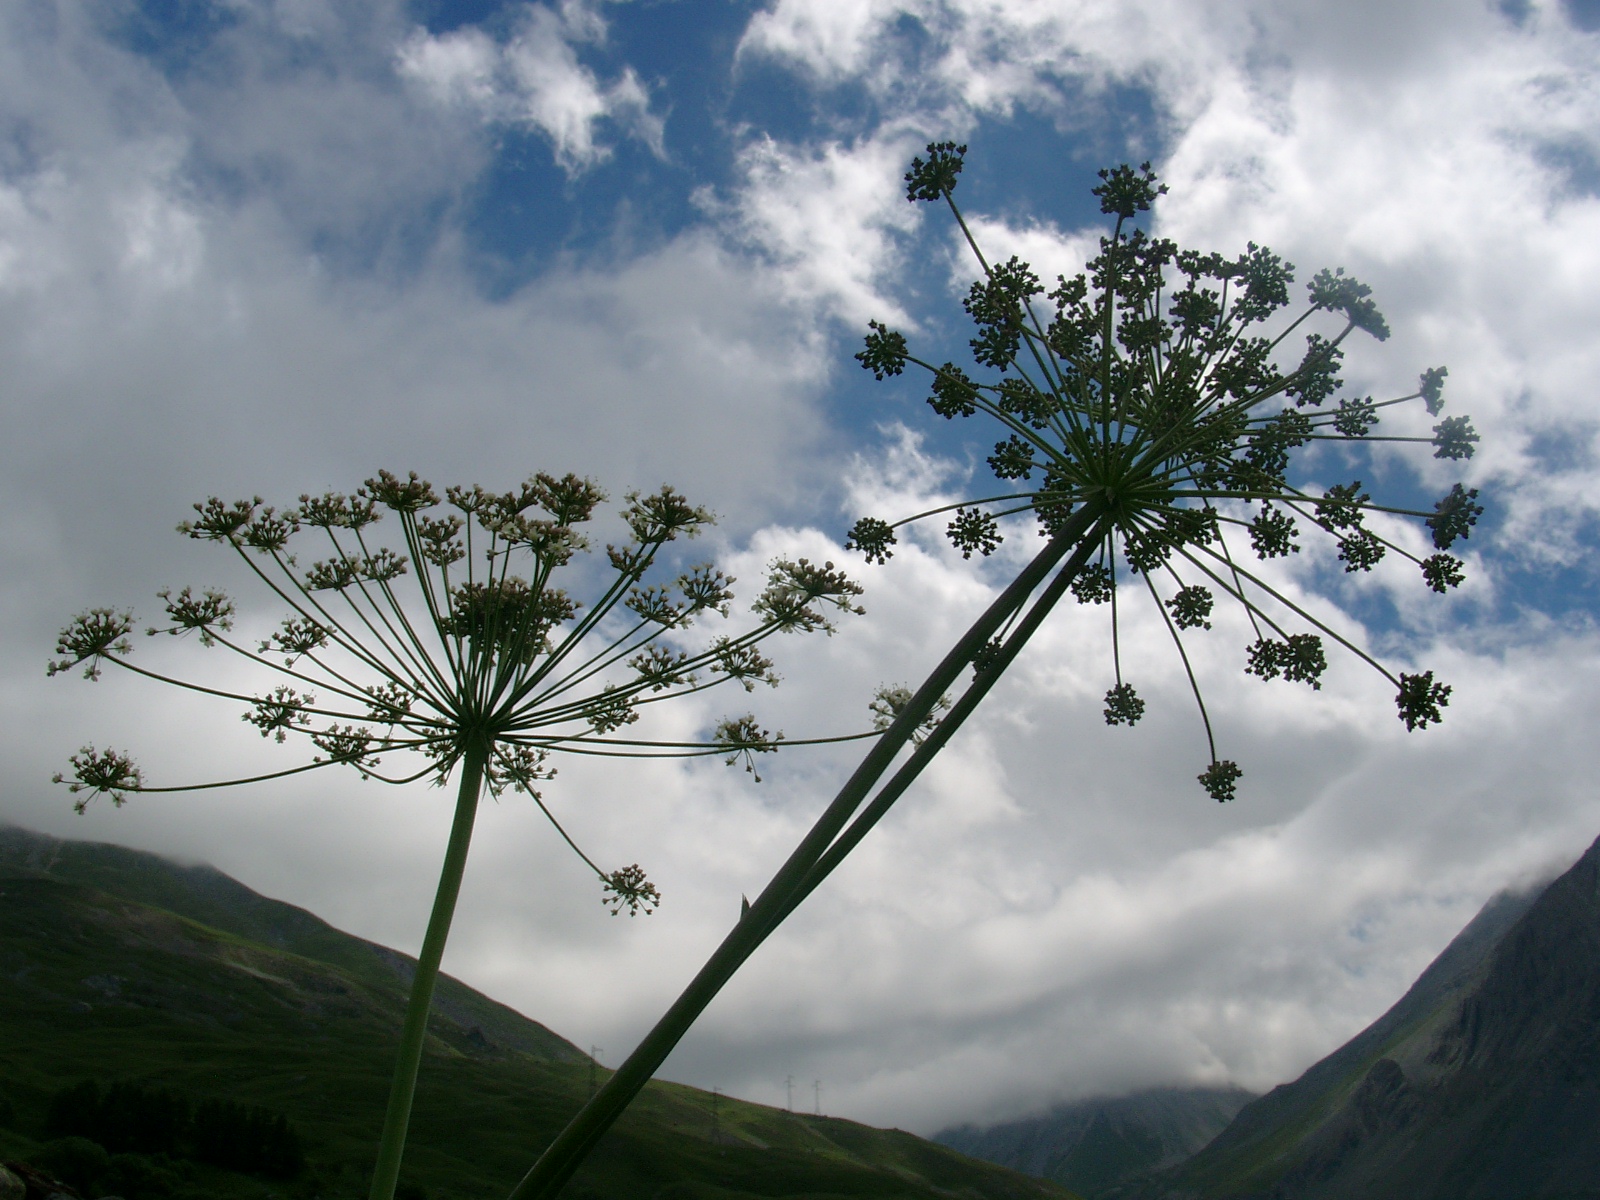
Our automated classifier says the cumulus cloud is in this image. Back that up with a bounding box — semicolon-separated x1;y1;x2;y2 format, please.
534;437;1600;1132
0;0;836;892
739;0;1231;113
591;0;1600;1108
740;0;1600;563
401;436;1600;1133
8;0;1600;1147
703;131;931;326
953;213;1096;292
397;0;665;171
1148;19;1600;564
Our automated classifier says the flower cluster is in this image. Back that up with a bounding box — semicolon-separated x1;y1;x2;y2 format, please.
850;146;1480;799
868;684;952;745
51;470;866;904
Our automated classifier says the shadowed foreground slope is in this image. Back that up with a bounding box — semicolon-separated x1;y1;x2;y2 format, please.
0;825;1076;1200
1127;832;1600;1200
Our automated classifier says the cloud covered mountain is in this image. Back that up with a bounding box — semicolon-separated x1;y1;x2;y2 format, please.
935;1086;1256;1196
1132;830;1600;1199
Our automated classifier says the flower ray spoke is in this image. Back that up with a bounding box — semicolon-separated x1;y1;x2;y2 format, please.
51;470;869;1200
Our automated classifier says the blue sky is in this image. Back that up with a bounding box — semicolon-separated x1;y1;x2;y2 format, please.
86;0;1591;633
88;0;1171;453
4;0;1600;1137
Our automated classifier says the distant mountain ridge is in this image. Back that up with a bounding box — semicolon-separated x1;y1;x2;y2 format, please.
0;823;1076;1200
1130;832;1600;1199
935;836;1600;1200
936;1086;1256;1196
18;821;1600;1199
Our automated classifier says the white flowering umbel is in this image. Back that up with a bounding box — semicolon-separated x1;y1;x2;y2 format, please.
499;148;1486;1200
48;470;864;1200
851;145;1479;800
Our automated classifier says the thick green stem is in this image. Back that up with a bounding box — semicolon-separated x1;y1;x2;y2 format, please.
767;518;1109;932
507;505;1105;1200
368;734;489;1200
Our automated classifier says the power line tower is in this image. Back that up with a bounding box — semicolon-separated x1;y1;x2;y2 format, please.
711;1087;722;1144
785;1075;794;1112
813;1080;822;1117
589;1046;603;1099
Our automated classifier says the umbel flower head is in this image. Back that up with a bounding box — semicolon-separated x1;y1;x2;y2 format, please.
850;144;1481;800
49;471;865;906
45;469;867;1200
479;151;1487;1200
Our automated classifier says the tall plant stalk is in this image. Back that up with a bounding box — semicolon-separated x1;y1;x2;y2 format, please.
48;472;870;1200
369;734;487;1200
508;508;1109;1199
503;144;1481;1197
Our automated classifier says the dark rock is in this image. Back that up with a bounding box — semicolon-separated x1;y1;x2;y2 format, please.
0;1161;83;1200
1140;831;1600;1199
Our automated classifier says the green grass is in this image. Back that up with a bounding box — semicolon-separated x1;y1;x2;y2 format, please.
0;832;1078;1200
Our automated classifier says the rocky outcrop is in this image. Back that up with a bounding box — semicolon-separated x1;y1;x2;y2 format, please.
1141;832;1600;1200
0;1161;83;1200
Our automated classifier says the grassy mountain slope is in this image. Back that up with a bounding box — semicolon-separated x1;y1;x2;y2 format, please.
935;1088;1255;1198
0;825;1077;1200
1131;833;1600;1200
0;826;581;1065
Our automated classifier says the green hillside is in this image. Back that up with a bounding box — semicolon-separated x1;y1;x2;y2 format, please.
0;826;1079;1200
1132;885;1543;1198
1121;836;1600;1200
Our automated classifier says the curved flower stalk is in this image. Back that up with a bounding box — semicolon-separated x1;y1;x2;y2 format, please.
46;470;865;1200
850;143;1480;800
497;147;1484;1200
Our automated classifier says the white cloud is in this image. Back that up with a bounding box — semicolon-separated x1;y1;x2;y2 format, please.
1147;22;1600;562
395;25;504;111
955;213;1096;292
0;0;842;963
7;0;1600;1151
707;131;931;326
738;0;1231;114
59;547;1594;1135
372;478;1600;1133
397;1;665;171
740;0;1600;562
564;0;1600;1125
